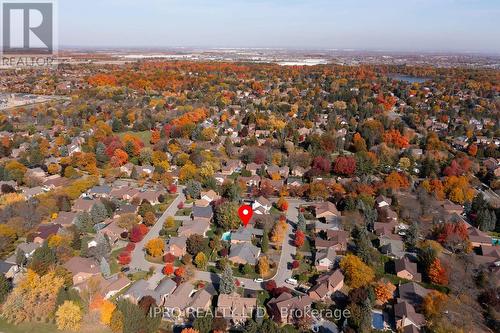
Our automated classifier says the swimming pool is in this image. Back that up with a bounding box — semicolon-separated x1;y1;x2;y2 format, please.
372;312;385;330
221;231;231;241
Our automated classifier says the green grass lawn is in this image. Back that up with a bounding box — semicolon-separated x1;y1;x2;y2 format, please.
175;208;192;216
109;246;126;274
118;130;152;147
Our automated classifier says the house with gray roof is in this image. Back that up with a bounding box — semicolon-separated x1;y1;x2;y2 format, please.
192;205;213;222
229;242;260;265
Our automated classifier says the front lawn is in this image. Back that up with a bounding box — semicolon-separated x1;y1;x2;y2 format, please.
175;208;192;216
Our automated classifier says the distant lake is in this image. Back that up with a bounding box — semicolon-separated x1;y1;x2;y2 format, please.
387;74;430;83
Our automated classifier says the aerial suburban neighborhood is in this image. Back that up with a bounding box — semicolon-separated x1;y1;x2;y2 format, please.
0;1;499;333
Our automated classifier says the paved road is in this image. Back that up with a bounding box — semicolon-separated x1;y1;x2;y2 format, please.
129;187;185;272
193;270;264;290
268;199;302;286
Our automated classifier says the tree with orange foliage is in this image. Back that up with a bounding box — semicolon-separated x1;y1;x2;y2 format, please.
384;171;410;190
163;263;174;275
352;133;367;152
443;176;475;204
428;259;448;285
180;328;199;333
174;267;185;278
88;74;117;86
421;179;445;200
383;129;409;149
422;290;448;317
294;230;305;248
374;281;396;303
111;149;128;167
467;144;478;157
150;129;160;145
276;197;289;211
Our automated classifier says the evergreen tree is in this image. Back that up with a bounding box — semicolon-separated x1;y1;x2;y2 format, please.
477;209;496;232
219;263;236;294
100;257;111;278
75;211;94;232
297;212;306;232
193;312;213;333
95;142;108;164
0;274;11;303
243;319;259;333
28;242;56;275
91;201;109;225
405;221;419;251
15;248;26;267
92;233;112;260
261;231;269;254
130;166;139;180
352;225;372;263
185;180;202;199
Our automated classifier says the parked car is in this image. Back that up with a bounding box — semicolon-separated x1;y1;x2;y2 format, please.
253;278;264;283
285;278;298;286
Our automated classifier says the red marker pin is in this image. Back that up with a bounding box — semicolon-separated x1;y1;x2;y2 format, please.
238;205;253;228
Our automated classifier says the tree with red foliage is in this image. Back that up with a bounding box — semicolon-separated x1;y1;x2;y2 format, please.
292;260;300;269
139;224;149;236
129;225;144;243
436;222;469;252
167;183;177;194
333;156;357;176
104;136;124;158
177;201;184;209
295;230;305;248
163;263;174;275
174;267;185;278
428;259;448;285
382;129;409;149
220;248;229;257
117;252;131;265
443;157;472;177
125;242;135;252
311;156;331;175
163;253;176;263
264;280;277;293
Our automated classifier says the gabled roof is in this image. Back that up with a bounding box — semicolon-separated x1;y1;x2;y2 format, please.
192;205;214;219
229;242;260;265
398;282;429;306
63;257;100;275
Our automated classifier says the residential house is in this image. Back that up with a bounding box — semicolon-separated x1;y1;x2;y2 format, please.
32;223;62;244
230;227;263;244
375;195;392;208
53;211;77;228
395;257;422;282
314;202;341;219
246;163;261;176
73;198;97;212
110;186;140;201
88;185;111;198
394;301;426;332
379;236;405;259
378;207;398;223
252;196;272;215
177;219;211;238
192;205;214;222
5;242;40;264
468;226;492;248
135;189;163;205
166;236;187;257
75;274;131;299
229;242;260;265
267;292;313;324
216;293;257;326
99;218;127;244
63;257;100;285
308;270;345;301
315;247;337;271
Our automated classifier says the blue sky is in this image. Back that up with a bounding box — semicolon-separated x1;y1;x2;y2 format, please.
58;0;500;53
